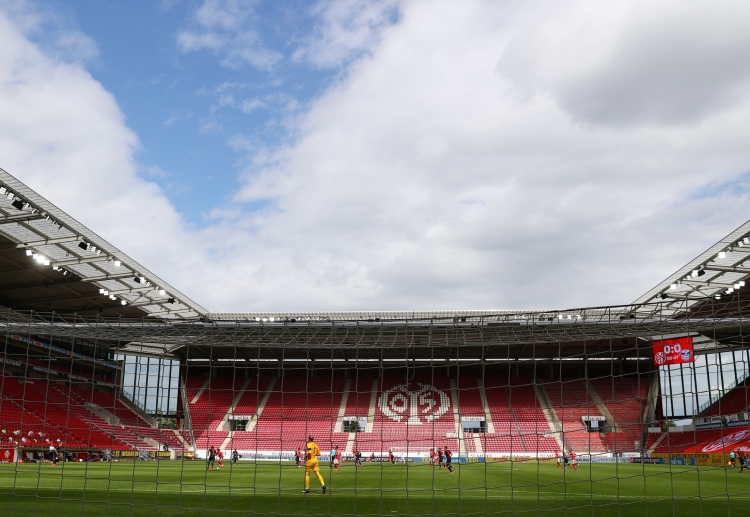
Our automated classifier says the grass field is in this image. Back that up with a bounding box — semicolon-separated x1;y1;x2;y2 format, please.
2;459;750;516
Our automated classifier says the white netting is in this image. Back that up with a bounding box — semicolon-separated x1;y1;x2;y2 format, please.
0;306;749;515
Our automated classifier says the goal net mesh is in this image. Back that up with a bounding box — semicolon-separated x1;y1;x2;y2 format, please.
1;301;749;515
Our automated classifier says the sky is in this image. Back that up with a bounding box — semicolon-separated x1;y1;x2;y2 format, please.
1;0;750;313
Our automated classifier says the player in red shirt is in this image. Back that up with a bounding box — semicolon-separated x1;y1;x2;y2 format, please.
217;449;224;469
333;446;342;472
429;448;436;467
556;451;561;468
570;451;577;470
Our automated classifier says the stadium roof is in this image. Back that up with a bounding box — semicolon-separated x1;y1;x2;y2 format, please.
0;168;206;320
0;167;749;359
634;218;750;315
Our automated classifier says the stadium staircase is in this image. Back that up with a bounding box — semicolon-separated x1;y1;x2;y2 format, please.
449;379;467;457
646;431;668;453
532;380;565;452
540;378;608;454
333;378;351;432
478;379;495;433
589;374;650;452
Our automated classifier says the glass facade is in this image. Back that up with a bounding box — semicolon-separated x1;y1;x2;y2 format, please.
660;349;750;418
119;354;180;416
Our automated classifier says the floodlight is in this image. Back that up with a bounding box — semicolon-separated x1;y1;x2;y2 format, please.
697;269;706;277
159;289;166;295
121;300;127;306
719;251;727;259
78;242;88;250
25;249;32;256
113;260;121;267
11;199;24;210
669;283;677;290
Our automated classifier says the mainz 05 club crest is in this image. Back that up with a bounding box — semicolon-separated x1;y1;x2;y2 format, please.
377;383;451;424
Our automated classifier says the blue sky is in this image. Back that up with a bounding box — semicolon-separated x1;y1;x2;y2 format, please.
62;0;391;225
2;0;750;312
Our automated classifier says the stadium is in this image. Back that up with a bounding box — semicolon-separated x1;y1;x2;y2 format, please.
1;165;750;516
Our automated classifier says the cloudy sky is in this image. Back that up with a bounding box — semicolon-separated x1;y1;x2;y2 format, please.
1;0;749;313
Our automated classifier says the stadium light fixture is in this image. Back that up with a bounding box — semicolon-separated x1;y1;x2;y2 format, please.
11;199;24;210
25;249;32;256
158;289;166;296
113;260;121;267
697;269;706;277
78;241;88;251
120;300;127;306
718;251;727;259
167;297;175;304
669;283;677;290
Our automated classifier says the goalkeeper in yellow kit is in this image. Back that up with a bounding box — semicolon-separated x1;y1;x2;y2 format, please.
302;435;327;494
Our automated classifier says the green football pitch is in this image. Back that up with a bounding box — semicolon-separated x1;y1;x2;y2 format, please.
2;460;750;516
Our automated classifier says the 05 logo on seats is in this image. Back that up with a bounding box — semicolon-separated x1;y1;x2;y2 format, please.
377;383;450;424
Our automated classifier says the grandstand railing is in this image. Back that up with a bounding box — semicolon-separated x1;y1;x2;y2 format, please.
697;369;750;414
121;388;149;414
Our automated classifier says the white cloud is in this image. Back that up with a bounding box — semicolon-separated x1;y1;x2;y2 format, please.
3;0;750;314
176;0;282;70
0;6;207;305
230;0;750;310
295;0;400;68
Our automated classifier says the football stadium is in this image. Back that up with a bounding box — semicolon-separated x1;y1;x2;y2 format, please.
1;166;750;516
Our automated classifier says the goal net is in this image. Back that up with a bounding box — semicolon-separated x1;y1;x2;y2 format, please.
1;302;749;516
